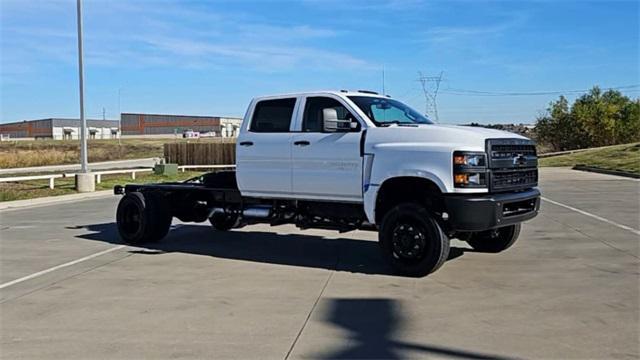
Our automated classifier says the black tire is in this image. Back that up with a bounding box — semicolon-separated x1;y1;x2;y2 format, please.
116;191;172;245
379;203;450;277
208;213;239;231
466;224;521;253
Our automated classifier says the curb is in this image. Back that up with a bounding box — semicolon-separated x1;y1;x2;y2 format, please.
572;165;640;179
0;190;114;211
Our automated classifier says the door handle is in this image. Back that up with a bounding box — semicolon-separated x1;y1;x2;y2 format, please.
294;140;310;146
239;141;254;146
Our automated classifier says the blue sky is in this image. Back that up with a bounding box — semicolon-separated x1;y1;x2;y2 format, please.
1;0;638;124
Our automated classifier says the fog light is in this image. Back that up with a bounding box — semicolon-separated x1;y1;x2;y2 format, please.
468;173;481;185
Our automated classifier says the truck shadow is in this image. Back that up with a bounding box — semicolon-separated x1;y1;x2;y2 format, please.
73;223;468;276
310;298;517;360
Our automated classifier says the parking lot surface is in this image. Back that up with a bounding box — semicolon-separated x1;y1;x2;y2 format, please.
1;168;638;359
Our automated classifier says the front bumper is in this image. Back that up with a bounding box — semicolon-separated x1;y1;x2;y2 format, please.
442;188;540;231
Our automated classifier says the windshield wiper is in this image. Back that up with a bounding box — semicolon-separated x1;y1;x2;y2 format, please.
378;121;418;127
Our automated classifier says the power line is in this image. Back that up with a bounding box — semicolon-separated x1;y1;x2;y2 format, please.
441;84;640;97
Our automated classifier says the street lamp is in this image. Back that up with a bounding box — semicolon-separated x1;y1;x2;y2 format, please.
75;0;94;191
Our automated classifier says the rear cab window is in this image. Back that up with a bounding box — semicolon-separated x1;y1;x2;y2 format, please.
249;98;296;132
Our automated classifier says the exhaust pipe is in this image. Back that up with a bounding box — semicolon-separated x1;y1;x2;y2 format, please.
242;205;272;218
208;205;272;219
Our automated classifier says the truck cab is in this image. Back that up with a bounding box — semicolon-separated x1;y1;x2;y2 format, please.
115;90;540;277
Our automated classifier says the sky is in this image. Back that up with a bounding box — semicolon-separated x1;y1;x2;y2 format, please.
1;0;638;124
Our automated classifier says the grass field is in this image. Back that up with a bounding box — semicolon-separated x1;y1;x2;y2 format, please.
539;142;640;174
0;171;203;202
0;138;234;168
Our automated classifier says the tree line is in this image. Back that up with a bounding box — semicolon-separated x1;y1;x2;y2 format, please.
535;86;639;152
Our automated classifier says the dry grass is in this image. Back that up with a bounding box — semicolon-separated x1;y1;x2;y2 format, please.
0;138;234;168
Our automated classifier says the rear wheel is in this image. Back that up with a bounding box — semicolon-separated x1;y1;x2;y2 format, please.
466;224;521;253
116;191;172;245
208;212;239;231
379;203;450;277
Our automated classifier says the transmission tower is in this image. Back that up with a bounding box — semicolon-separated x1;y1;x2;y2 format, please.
417;71;444;122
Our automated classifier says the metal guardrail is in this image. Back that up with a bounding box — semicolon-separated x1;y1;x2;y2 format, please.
88;169;154;184
178;165;236;172
0;174;65;189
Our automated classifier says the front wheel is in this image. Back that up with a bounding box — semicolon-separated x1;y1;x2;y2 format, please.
379;203;450;277
466;224;521;253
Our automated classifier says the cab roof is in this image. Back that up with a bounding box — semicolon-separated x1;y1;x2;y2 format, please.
252;90;390;101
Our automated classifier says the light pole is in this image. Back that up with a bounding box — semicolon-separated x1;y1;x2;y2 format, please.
75;0;94;191
76;0;88;172
118;88;122;145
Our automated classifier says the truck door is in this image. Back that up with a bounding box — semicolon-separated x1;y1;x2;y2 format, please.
236;97;297;197
291;96;363;202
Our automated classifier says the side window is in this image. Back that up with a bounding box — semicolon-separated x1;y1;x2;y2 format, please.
250;98;296;132
303;97;355;132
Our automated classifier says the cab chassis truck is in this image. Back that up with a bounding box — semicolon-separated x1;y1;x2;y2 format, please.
114;90;540;277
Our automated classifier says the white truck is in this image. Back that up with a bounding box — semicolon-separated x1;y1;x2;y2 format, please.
114;90;540;276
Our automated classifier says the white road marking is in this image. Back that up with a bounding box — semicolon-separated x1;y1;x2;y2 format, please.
0;245;126;290
542;197;640;236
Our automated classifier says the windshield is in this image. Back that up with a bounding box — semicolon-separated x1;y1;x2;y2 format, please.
348;96;433;126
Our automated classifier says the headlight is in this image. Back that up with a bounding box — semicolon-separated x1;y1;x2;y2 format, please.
453;151;487;188
453;153;486;167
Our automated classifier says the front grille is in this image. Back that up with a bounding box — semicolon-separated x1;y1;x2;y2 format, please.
491;144;537;158
486;138;538;192
491;169;538;191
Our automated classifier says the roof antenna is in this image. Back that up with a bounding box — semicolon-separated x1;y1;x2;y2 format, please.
382;65;385;95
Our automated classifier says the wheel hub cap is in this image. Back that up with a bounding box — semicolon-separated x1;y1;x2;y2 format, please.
392;223;426;259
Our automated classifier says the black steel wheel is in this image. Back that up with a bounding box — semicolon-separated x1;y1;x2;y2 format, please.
208;212;239;231
116;191;172;245
466;224;521;253
379;203;450;277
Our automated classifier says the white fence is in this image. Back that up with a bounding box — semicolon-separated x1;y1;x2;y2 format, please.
0;165;234;189
0;174;64;189
178;165;236;172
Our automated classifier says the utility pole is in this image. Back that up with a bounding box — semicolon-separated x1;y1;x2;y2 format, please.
417;71;444;122
75;0;94;191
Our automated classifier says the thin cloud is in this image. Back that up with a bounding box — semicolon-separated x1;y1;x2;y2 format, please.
423;12;528;43
1;1;371;75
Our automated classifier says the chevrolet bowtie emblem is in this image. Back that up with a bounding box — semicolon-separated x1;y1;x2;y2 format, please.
513;154;527;165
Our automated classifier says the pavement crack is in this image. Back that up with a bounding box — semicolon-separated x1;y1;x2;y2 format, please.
540;213;639;260
284;239;338;359
0;251;133;304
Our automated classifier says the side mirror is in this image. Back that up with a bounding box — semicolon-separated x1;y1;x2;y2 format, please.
322;108;358;132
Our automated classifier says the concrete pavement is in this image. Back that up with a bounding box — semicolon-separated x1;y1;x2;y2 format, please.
0;168;638;359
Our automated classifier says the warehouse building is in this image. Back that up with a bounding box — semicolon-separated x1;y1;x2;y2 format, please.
121;113;242;137
0;118;120;140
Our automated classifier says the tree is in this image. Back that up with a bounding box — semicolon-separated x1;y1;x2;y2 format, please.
535;87;639;151
535;96;590;151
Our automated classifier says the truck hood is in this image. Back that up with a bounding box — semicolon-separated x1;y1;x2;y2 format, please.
365;124;529;152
